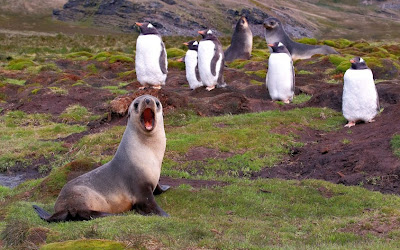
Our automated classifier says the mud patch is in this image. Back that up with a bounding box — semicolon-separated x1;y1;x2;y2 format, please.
341;214;400;237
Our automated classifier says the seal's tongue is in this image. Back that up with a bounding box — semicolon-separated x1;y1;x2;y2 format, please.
143;108;154;130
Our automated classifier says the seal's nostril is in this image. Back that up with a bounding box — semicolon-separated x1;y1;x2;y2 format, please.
145;98;150;104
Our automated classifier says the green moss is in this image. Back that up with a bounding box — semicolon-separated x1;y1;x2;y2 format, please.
336;60;351;73
251;49;269;59
323;40;336;47
228;59;251;69
101;86;128;95
72;80;86;87
297;70;313;75
245;70;266;79
250;80;264;85
109;55;133;64
91;51;112;61
41;239;126;250
48;87;68;95
117;70;135;78
166;48;186;58
7;59;35;70
328;55;348;66
26;63;60;74
391;134;400;158
4;78;26;86
297;37;318;45
31;88;41;95
168;60;185;71
86;63;98;74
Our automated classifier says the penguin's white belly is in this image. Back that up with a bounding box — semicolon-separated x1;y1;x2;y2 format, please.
185;50;203;90
266;53;294;101
342;69;378;122
198;41;221;87
135;35;167;86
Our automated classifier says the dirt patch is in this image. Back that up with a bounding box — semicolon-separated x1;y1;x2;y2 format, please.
341;214;400;237
253;102;400;195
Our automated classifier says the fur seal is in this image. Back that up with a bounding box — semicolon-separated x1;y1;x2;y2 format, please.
263;17;338;60
135;22;168;89
342;57;380;128
197;29;226;91
224;16;253;62
33;95;169;222
266;42;295;103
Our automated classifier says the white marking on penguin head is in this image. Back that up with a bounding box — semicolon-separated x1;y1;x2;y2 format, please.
207;30;212;34
147;23;154;28
193;41;199;45
359;57;364;63
278;42;284;47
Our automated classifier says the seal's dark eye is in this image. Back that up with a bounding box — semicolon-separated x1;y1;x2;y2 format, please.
270;21;274;25
156;101;160;108
134;102;139;110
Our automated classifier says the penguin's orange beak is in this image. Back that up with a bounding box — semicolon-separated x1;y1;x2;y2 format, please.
135;22;143;27
198;30;206;35
268;43;274;47
183;42;189;46
177;58;184;62
350;59;355;63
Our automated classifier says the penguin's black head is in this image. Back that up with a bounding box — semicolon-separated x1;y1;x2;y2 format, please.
263;17;280;30
136;22;159;35
183;40;199;51
198;29;217;41
350;57;369;70
268;42;290;54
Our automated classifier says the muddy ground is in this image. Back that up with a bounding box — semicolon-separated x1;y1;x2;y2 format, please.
1;54;400;194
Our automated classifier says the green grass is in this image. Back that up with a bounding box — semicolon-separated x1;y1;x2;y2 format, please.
292;94;312;104
162;107;344;178
0;111;86;171
7;59;35;70
101;85;129;95
391;134;400;158
4;179;400;249
59;105;101;123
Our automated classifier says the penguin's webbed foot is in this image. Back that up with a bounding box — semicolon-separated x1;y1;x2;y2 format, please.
368;119;375;123
344;121;356;128
206;86;215;91
152;85;162;90
283;99;290;104
139;86;146;90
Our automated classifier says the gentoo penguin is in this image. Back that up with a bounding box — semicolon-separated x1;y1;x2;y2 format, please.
197;29;226;91
224;16;253;62
266;42;295;103
135;22;168;89
263;17;338;61
182;40;203;90
342;57;380;128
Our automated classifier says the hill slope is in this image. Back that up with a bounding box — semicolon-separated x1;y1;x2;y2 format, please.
1;0;400;39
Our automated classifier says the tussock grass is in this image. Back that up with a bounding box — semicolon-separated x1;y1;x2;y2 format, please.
59;105;101;123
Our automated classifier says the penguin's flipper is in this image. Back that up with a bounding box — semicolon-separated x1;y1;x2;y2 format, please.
195;64;201;83
159;42;168;74
291;60;295;92
210;47;220;76
376;90;380;112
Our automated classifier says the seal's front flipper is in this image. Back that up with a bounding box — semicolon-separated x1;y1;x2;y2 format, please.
153;183;170;195
136;186;169;217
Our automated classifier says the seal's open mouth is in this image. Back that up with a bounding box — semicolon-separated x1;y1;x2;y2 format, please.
141;108;155;131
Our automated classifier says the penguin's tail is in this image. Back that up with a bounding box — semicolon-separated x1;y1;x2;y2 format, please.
32;205;50;221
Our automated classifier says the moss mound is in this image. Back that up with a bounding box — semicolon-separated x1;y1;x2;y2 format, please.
7;59;35;70
41;239;126;250
166;48;186;58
